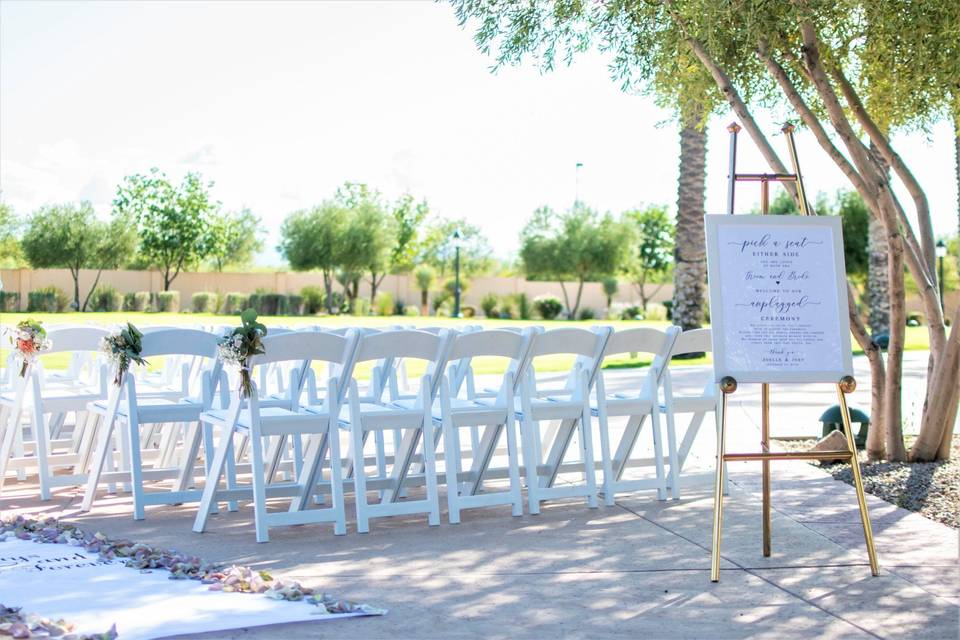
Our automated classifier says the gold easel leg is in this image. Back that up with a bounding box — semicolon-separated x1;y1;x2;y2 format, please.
710;391;729;582
836;382;880;576
761;383;771;557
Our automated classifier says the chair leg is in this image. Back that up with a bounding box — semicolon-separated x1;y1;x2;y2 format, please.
661;406;681;501
126;412;146;521
352;424;370;533
81;410;118;512
597;408;615;507
225;435;239;512
192;423;236;533
520;415;540;515
578;405;598;509
326;427;346;536
442;416;462;524
248;432;270;543
291;432;328;512
422;421;441;527
650;409;667;501
175;422;203;493
0;405;21;494
30;406;53;501
374;430;387;502
504;409;523;517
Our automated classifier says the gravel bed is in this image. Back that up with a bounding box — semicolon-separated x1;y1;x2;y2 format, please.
773;438;960;529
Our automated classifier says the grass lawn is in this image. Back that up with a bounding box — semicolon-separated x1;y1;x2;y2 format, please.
0;311;932;377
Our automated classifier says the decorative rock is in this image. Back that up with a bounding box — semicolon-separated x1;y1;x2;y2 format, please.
809;430;850;463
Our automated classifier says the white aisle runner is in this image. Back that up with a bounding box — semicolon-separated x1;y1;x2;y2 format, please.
0;538;374;639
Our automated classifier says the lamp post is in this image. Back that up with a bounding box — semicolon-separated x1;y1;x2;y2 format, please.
452;228;463;318
936;239;947;312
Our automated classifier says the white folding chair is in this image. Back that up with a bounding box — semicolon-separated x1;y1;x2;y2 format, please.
593;326;681;504
438;328;535;523
0;327;110;499
81;328;226;519
340;329;453;533
513;327;611;514
192;330;359;542
661;328;728;496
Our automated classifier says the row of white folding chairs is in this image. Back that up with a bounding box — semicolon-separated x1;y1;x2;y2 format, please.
1;323;723;544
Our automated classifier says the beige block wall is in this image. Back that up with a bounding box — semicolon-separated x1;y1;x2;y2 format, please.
0;268;955;320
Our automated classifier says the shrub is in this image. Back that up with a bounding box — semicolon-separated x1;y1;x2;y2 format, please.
619;304;643;321
533;294;563;320
192;291;218;314
462;305;476;318
352;298;371;316
907;312;924;327
28;286;70;312
393;299;406;316
300;286;325;315
579;308;596;321
498;300;514;319
249;290;284;316
285;294;304;316
662;300;673;321
155;291;180;313
0;291;20;312
328;291;346;314
480;293;499;318
219;292;248;315
644;303;668;322
515;292;531;320
432;290;452;313
404;305;420;317
122;292;137;312
131;291;152;312
89;285;122;312
374;292;394;317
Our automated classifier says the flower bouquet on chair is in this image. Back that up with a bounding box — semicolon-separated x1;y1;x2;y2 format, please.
100;323;147;385
11;319;52;377
218;308;267;398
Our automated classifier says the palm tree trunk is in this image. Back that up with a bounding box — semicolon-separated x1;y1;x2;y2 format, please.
672;114;708;332
867;216;890;336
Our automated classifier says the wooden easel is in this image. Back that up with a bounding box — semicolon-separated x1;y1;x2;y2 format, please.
709;122;880;582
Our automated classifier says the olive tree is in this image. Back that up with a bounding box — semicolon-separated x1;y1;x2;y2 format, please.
278;203;347;314
624;205;674;311
114;168;217;290
22;202;136;310
521;204;631;319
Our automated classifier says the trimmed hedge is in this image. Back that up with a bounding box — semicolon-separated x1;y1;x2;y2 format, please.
27;286;70;313
131;291;152;312
219;292;248;315
89;285;122;312
533;294;563;320
0;291;20;312
155;291;180;313
191;291;218;314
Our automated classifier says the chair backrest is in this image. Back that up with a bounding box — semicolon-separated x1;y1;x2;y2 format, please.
140;329;221;358
44;327;110;354
526;326;611;394
251;330;358;367
449;328;536;400
672;328;712;357
599;326;681;394
353;329;453;401
250;330;359;405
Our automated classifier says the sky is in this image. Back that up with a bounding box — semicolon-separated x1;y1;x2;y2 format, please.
1;0;957;266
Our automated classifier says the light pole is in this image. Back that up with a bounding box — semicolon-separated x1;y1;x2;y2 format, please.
936;239;947;312
452;228;463;318
575;162;583;205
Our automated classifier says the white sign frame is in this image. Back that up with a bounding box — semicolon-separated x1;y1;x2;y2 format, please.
704;214;854;384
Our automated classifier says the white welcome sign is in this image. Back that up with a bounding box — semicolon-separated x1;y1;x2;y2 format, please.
705;214;853;383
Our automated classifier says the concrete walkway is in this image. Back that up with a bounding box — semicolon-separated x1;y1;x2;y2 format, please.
1;354;957;639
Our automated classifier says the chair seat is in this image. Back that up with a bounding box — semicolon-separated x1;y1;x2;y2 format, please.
90;396;204;421
2;385;104;410
202;406;330;434
667;394;717;413
592;393;656;416
394;396;509;426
